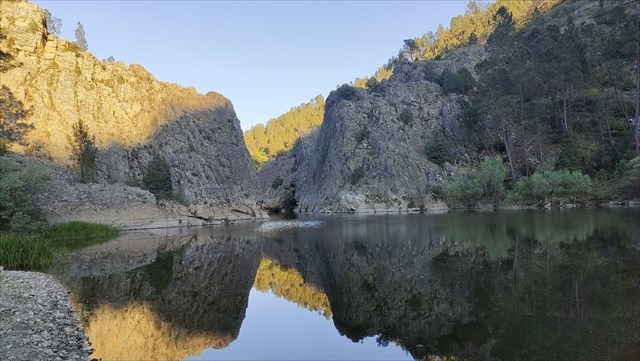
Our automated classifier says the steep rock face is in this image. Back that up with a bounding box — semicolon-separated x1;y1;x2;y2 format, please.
259;46;485;213
0;0;257;205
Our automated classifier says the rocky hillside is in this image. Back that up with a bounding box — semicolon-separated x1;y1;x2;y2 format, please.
260;45;485;213
259;0;639;213
0;1;259;209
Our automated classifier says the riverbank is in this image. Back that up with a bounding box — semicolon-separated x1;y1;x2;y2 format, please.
41;181;269;230
0;269;91;361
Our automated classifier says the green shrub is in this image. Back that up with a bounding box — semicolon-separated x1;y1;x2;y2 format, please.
438;68;476;95
334;85;359;102
143;154;173;199
399;108;413;126
555;132;592;174
425;131;454;165
272;176;284;189
365;77;380;90
354;126;370;143
422;63;439;82
171;191;192;207
435;168;483;207
351;167;365;185
477;156;508;205
508;170;593;204
434;156;507;207
611;157;640;199
0;156;50;232
41;221;119;251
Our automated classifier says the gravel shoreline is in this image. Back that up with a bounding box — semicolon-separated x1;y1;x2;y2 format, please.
0;269;92;361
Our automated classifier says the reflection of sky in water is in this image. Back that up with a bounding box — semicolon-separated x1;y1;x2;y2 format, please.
189;288;412;361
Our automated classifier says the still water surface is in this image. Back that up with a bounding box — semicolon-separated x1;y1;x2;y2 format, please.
51;209;640;360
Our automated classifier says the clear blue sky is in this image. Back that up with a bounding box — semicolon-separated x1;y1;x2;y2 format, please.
34;1;470;130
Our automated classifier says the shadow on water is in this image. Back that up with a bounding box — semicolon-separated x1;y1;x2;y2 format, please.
52;209;640;360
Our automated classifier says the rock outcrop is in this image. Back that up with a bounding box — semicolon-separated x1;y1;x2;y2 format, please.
0;1;263;220
259;46;486;213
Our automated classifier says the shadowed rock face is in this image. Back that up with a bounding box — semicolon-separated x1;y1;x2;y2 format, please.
258;48;486;213
56;229;262;360
97;107;257;203
0;0;257;204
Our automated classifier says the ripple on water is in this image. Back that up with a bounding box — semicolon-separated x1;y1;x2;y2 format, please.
256;220;325;234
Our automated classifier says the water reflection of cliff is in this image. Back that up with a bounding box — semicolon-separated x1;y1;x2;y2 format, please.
53;210;640;361
55;225;261;361
264;210;640;361
253;257;332;318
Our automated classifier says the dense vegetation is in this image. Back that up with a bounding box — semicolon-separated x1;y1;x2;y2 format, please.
434;156;640;208
0;156;119;270
426;0;640;207
404;0;562;62
460;1;639;176
0;222;119;270
244;95;324;166
0;156;50;232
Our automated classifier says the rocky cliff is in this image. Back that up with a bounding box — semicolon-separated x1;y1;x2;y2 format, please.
0;1;262;218
259;46;485;213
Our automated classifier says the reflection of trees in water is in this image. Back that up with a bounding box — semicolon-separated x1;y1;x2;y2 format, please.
254;257;332;318
280;210;640;361
64;235;262;360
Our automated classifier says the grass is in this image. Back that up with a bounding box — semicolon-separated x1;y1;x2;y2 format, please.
42;222;120;251
0;233;52;270
0;222;120;271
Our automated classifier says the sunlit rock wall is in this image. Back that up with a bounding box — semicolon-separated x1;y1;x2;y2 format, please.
0;0;257;203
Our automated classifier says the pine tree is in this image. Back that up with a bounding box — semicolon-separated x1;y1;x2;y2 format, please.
44;9;62;35
70;119;97;182
74;22;88;51
143;154;173;199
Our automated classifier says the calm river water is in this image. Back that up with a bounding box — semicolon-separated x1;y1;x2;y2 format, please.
51;209;640;360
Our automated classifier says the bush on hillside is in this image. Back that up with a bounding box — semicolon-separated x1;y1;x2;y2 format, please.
143;154;173;200
0;156;50;232
508;170;592;204
434;156;508;207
